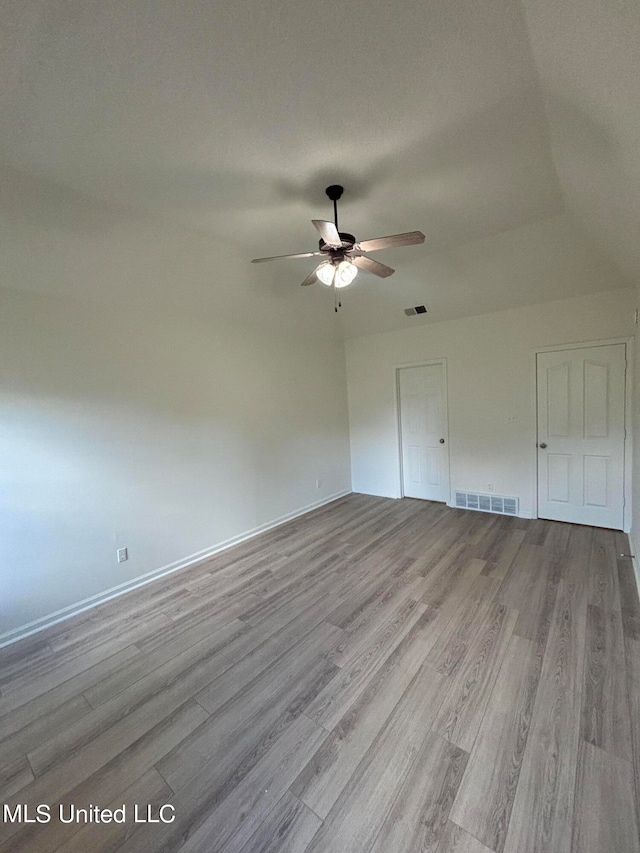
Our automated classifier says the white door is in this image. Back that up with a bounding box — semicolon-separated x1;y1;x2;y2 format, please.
536;344;626;529
398;364;449;502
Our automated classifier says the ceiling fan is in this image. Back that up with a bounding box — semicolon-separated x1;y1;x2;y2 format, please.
251;185;425;292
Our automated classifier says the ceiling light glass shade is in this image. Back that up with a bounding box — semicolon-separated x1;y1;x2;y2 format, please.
315;262;335;286
335;260;358;288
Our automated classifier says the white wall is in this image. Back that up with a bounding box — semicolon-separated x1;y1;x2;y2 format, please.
630;285;640;590
346;289;635;520
0;196;351;640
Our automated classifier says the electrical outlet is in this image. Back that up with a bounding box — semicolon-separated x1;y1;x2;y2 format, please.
315;479;321;489
487;484;494;492
117;547;128;563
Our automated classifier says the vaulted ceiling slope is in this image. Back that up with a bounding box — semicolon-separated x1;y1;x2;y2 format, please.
0;0;637;337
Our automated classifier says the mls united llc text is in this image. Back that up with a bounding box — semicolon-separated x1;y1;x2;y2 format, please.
3;804;176;824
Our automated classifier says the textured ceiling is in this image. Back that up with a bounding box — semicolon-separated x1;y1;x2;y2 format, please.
0;0;637;337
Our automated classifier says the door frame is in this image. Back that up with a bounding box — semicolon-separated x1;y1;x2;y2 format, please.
393;358;451;502
532;336;633;532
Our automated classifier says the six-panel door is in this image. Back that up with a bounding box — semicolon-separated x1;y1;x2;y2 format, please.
536;344;626;529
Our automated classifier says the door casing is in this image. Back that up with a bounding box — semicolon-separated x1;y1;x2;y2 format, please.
532;337;633;532
394;359;451;502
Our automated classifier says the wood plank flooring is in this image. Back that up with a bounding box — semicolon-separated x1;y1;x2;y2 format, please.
1;494;639;853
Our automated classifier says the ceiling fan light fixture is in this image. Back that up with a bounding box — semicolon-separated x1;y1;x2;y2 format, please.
335;260;358;288
250;186;425;303
316;262;336;286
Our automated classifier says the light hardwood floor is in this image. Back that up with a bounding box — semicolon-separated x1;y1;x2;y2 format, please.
1;494;639;853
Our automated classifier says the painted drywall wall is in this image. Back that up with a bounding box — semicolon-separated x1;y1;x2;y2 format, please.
346;289;635;520
0;203;351;639
629;286;640;591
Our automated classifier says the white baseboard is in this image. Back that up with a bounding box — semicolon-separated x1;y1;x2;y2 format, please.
632;556;640;600
0;489;352;650
628;532;640;600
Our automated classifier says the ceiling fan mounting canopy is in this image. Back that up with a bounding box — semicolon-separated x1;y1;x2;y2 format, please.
325;184;344;202
250;184;425;291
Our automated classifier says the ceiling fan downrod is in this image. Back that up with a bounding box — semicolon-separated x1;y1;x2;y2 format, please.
325;184;343;231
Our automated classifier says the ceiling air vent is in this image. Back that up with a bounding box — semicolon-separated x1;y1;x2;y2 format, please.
455;491;518;516
404;305;428;316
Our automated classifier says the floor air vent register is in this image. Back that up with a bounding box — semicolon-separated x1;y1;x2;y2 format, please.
455;491;518;516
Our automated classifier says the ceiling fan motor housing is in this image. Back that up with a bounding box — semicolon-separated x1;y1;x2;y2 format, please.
319;232;356;254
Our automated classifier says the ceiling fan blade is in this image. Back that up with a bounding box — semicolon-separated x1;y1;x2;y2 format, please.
301;266;322;287
251;251;324;264
352;255;395;278
312;219;342;248
356;231;425;253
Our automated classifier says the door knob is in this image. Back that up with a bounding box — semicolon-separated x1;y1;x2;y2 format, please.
439;438;445;444
539;442;547;449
